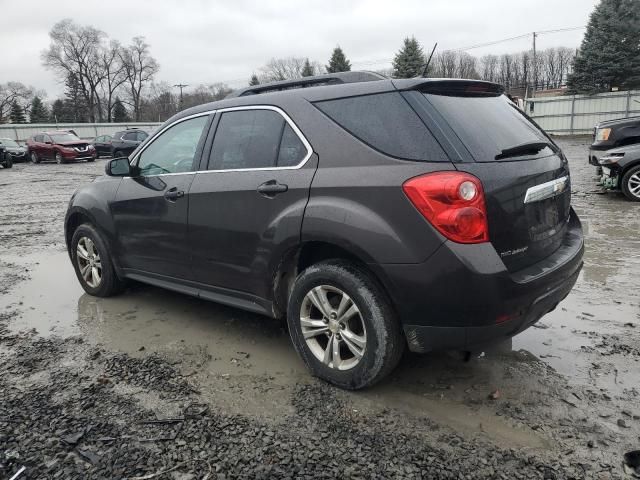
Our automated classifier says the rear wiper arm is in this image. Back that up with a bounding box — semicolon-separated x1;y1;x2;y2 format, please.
495;141;550;160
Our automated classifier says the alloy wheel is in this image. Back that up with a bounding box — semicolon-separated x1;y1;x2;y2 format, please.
76;236;102;288
628;173;640;199
299;285;366;371
56;152;62;164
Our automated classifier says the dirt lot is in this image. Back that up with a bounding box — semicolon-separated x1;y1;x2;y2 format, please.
1;138;639;479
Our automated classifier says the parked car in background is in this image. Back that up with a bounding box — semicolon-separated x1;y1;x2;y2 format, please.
592;143;640;201
92;134;113;157
590;116;640;167
0;138;27;163
0;144;13;169
110;129;149;158
65;73;584;389
26;131;96;164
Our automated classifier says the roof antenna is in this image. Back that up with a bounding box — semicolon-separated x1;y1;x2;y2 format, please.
421;42;438;78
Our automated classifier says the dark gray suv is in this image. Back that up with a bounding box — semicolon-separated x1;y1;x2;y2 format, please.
65;72;584;389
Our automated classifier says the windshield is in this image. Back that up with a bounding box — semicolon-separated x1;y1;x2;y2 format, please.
50;133;81;143
0;138;19;147
422;93;553;161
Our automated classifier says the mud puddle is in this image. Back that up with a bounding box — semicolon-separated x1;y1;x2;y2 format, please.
3;248;638;452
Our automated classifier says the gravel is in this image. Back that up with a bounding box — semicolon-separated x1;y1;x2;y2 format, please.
1;138;638;479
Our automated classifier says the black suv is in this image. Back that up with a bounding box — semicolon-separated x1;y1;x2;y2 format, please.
65;72;584;389
110;128;149;158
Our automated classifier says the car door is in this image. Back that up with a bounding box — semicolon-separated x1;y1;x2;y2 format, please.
110;113;212;280
120;132;137;153
42;134;54;160
188;106;317;301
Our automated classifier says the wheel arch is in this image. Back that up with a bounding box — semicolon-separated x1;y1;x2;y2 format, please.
271;240;397;320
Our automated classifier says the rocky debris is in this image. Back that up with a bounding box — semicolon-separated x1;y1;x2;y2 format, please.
0;321;618;479
1;139;639;479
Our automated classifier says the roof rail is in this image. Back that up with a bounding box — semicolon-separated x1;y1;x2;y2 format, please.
226;71;387;98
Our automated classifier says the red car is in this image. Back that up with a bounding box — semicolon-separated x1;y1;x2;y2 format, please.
26;131;96;164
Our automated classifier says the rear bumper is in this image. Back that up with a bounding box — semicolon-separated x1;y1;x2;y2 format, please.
375;208;584;352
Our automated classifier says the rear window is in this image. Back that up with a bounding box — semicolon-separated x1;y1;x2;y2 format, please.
422;94;552;161
314;92;448;162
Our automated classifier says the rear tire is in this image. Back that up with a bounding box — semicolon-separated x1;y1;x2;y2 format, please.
287;260;405;390
113;150;122;158
31;151;39;164
621;165;640;202
71;223;124;297
2;153;12;168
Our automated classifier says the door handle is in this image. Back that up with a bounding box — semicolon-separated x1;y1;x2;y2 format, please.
257;180;288;197
164;187;185;201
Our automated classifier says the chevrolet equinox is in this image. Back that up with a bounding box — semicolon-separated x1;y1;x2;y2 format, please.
65;72;584;389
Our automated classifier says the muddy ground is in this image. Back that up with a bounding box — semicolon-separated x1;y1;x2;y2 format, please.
0;138;638;479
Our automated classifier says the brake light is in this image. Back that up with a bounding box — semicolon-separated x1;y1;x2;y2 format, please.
403;172;489;244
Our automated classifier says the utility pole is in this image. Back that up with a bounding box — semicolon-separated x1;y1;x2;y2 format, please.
173;83;188;108
532;31;537;98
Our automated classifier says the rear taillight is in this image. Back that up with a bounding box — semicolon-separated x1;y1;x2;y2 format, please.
403;172;489;244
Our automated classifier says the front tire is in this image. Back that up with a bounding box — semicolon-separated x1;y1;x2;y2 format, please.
2;153;12;169
55;152;65;164
71;224;124;297
621;165;640;202
287;260;405;390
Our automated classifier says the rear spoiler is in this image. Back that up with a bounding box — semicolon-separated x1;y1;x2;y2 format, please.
393;78;504;97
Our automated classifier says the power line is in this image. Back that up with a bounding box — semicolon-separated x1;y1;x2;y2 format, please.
177;25;588;89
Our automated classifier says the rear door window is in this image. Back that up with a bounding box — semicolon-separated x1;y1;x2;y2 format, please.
314;92;448;162
422;93;553;161
208;109;303;170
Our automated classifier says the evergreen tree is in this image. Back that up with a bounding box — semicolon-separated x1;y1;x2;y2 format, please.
64;73;88;122
392;37;425;78
50;99;66;122
568;0;640;93
112;97;129;122
326;47;351;73
249;74;260;86
301;58;315;77
29;96;49;123
9;101;26;123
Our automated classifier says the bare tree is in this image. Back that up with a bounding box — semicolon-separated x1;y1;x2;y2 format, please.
100;40;127;122
42;19;107;122
120;37;159;121
259;57;308;82
0;82;35;123
480;55;499;83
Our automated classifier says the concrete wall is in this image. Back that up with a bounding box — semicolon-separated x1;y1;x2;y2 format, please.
525;90;640;135
0;122;162;143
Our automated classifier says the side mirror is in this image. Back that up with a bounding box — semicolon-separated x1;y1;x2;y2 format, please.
106;157;132;177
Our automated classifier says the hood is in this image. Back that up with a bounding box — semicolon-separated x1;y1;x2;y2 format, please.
596;116;640;128
5;146;25;153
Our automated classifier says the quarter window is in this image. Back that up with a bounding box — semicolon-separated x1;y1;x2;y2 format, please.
208;109;308;170
137;116;208;176
123;132;137;141
314;92;448;162
277;124;306;167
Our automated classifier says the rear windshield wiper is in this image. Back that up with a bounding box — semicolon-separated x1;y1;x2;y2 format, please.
495;141;551;160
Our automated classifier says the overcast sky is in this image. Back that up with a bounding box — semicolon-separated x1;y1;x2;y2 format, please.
1;0;598;99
